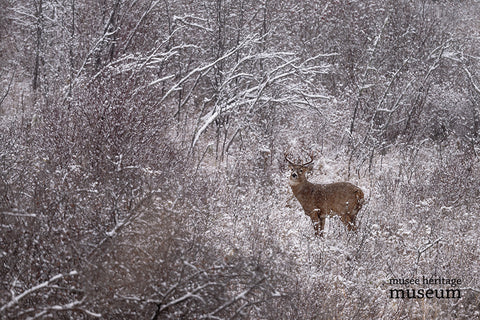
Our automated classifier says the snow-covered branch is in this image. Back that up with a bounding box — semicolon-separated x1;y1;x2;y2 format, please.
190;49;333;149
21;299;101;319
0;210;37;218
463;66;480;95
200;277;266;319
0;271;79;313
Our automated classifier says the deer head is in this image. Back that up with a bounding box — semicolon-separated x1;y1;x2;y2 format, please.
285;153;314;186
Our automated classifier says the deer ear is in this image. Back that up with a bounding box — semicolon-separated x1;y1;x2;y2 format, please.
305;163;314;171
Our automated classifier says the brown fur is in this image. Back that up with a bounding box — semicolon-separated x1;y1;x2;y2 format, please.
287;161;364;237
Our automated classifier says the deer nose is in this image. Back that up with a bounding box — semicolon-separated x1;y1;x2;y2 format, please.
291;172;297;178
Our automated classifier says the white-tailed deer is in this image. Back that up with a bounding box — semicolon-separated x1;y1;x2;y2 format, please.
285;153;364;237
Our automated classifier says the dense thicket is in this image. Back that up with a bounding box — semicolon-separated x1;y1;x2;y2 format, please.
1;0;480;319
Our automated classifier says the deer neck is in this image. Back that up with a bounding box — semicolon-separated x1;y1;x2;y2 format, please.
290;179;315;198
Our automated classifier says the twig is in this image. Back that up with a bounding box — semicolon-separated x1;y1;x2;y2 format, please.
415;237;443;271
0;70;15;109
1;211;37;218
0;271;78;313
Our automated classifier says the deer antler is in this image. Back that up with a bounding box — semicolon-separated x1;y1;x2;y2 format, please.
285;152;315;167
302;152;314;166
284;152;297;166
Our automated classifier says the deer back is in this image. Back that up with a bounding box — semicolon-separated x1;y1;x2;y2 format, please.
311;182;363;215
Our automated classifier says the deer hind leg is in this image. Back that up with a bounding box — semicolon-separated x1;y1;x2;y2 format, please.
348;196;364;232
341;213;357;232
347;214;357;231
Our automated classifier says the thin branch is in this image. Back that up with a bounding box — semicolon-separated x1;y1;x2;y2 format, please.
1;210;37;218
24;299;101;319
200;277;266;319
0;271;78;313
0;70;15;109
149;35;257;100
464;287;480;294
416;237;443;267
463;66;480;95
123;0;161;52
87;191;156;259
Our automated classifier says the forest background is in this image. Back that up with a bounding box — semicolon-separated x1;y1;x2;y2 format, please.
1;0;480;319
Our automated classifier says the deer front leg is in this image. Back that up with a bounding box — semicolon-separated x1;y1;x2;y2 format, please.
310;209;325;237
